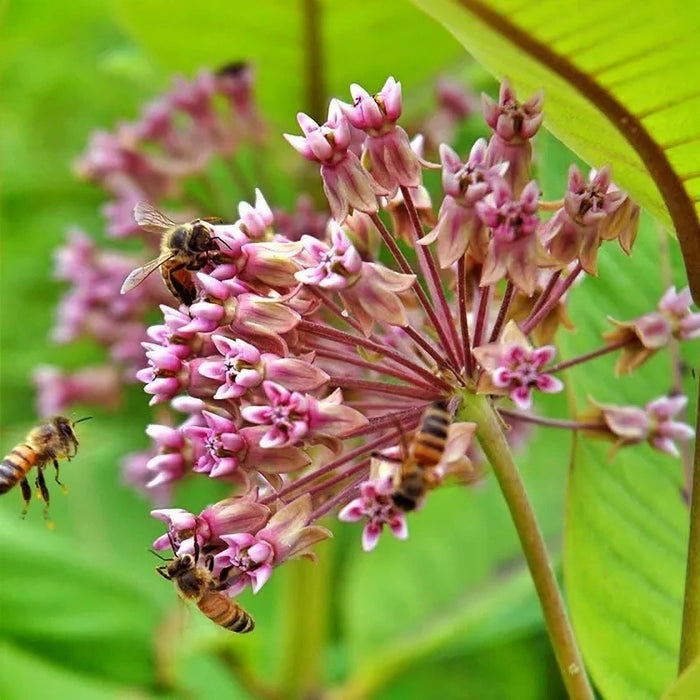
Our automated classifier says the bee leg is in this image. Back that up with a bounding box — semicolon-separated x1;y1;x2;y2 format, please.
19;478;31;518
53;459;68;493
370;451;403;464
213;565;235;591
35;467;51;520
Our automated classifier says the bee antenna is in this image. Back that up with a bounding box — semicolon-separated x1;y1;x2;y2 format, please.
73;416;93;425
212;236;232;251
150;548;169;561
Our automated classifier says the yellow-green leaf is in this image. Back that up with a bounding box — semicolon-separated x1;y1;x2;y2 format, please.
663;656;700;700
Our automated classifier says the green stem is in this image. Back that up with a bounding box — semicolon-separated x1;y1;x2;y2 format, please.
280;537;333;698
679;370;700;672
457;393;594;700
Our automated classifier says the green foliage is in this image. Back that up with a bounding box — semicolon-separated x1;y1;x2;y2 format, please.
1;1;697;698
558;217;695;698
114;0;467;128
663;656;700;700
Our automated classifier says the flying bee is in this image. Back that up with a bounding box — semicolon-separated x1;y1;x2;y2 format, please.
375;400;450;512
156;534;254;634
120;202;225;306
0;416;91;518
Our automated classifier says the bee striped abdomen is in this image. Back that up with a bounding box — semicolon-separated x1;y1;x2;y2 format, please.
0;445;37;493
198;592;255;633
410;400;449;468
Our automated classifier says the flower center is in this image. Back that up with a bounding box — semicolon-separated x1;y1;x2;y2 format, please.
205;432;224;457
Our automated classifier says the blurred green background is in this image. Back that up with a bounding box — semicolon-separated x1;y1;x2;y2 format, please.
0;2;696;699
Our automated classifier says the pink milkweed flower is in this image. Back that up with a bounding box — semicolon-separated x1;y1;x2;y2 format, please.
658;286;700;340
241;381;313;447
284;100;388;223
604;286;700;375
474;321;563;410
295;226;363;289
476;179;548;295
198;335;329;399
241;382;367;449
482;80;544;195
338;474;408;551
185;274;301;354
216;239;303;289
255;494;332;564
214;533;275;595
136;343;186;405
182;410;311;480
337;77;428;196
541;165;627;275
183;410;248;478
296;222;416;336
583;395;695;458
152;494;271;553
236;188;274;239
144;422;200;491
418;140;507;267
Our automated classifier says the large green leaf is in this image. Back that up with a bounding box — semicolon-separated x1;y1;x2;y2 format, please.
114;0;466;129
0;643;127;700
411;0;700;301
556;211;696;698
0;509;164;688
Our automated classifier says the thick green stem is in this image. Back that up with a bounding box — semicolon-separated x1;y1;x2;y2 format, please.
457;393;594;700
679;371;700;672
280;539;333;698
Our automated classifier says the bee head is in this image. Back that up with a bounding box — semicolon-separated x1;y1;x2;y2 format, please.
188;222;216;252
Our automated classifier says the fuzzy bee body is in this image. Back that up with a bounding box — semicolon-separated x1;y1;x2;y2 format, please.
0;416;88;517
391;400;450;512
120;202;223;306
157;549;254;634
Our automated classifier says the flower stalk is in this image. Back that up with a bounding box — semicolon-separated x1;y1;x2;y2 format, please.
280;539;333;699
456;392;594;700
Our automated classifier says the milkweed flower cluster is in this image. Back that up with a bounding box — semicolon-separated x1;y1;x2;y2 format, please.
41;71;698;607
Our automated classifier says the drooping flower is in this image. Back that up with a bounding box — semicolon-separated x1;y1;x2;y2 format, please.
540;165;630;275
603;286;700;375
337;77;429;197
482;80;544;195
476;179;548;295
284;100;387;222
582;395;695;458
339;474;408;551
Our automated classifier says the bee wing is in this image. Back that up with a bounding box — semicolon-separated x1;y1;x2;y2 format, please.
134;201;177;233
120;253;174;294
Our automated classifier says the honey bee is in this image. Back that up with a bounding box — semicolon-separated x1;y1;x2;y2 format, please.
382;400;450;512
120;202;224;306
0;416;91;518
156;535;254;634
